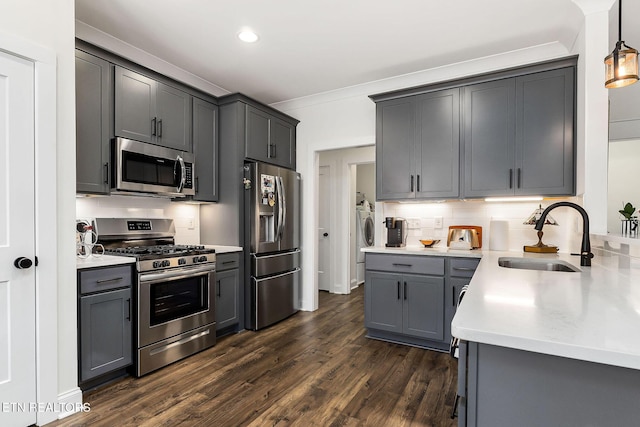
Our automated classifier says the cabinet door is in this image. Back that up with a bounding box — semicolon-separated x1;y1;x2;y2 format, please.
270;116;295;169
403;275;445;340
446;276;472;343
415;89;460;199
463;79;516;198
364;271;403;333
79;288;132;381
156;82;192;151
192;98;218;201
245;105;271;162
114;66;156;143
376;97;416;200
75;50;111;194
216;269;239;331
515;67;575;196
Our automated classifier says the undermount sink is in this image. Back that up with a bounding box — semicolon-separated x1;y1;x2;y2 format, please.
498;257;580;273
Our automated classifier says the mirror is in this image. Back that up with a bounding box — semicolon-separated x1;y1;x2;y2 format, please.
607;1;640;234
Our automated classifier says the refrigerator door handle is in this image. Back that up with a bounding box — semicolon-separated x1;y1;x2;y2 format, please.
278;176;287;240
275;175;284;241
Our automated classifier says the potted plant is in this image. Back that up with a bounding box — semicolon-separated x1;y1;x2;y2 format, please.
619;202;638;235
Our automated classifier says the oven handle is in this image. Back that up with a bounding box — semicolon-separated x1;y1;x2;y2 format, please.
139;265;216;284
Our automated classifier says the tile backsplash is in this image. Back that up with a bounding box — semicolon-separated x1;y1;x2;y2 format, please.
381;197;584;253
76;195;200;244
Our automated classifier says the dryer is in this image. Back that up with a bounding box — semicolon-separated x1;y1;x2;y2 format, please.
356;208;375;283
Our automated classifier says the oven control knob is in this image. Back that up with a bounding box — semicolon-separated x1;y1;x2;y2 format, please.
153;261;160;268
162;260;170;268
199;256;207;262
193;256;200;263
178;258;186;265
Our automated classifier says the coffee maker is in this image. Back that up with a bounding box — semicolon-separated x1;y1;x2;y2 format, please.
385;217;407;247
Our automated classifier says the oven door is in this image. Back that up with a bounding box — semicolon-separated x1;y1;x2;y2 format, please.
138;265;215;348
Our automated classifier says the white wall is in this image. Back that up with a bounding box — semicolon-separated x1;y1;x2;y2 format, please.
274;42;580;311
0;0;78;422
356;163;376;206
76;196;201;244
382;199;582;252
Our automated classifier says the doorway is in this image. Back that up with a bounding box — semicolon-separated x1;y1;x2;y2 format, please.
316;146;375;300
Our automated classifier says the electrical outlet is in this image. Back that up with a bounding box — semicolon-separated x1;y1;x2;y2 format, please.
406;218;421;229
434;216;443;229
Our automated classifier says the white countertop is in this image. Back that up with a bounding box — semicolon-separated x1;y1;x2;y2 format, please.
76;254;136;269
452;250;640;370
362;245;482;258
76;245;243;269
363;245;640;370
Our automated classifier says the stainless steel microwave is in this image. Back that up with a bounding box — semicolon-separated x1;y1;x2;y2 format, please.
113;137;195;197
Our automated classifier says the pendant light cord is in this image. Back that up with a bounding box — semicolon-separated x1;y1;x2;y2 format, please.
618;0;622;43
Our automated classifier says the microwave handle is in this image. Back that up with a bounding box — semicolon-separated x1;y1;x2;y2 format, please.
175;155;186;193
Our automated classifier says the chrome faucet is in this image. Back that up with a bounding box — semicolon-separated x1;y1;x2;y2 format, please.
535;201;594;267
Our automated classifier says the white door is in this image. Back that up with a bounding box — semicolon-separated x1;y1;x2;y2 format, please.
0;51;37;427
318;165;331;292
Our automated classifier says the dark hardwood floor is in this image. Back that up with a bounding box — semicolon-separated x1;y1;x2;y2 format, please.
47;286;458;427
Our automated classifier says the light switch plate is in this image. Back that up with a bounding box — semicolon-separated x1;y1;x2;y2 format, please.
406;218;421;229
434;216;443;229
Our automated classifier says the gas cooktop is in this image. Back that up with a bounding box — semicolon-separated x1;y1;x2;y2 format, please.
105;244;214;260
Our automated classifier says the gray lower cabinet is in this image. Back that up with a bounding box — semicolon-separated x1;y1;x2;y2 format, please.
78;264;133;385
215;252;241;334
457;341;640;426
115;66;192;151
462;67;575;197
192;97;218;202
375;89;460;200
445;257;479;344
364;253;447;350
245;104;297;169
75;49;111;194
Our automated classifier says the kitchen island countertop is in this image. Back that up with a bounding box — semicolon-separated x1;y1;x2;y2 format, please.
363;245;640;370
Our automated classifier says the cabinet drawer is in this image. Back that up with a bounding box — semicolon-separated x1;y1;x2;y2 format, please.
216;252;240;271
79;265;132;295
449;258;480;278
365;254;444;276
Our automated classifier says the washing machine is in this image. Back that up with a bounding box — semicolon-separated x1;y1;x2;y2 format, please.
356;208;375;283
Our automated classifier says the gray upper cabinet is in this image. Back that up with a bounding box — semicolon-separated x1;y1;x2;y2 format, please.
515;68;575;196
415;89;460;199
463;79;516;197
376;97;415;200
75;50;111;194
245;104;296;169
192;97;218;202
375;89;460;200
372;57;576;201
115;66;192;151
463;67;575;198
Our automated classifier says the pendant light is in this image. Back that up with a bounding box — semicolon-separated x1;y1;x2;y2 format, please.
604;0;638;88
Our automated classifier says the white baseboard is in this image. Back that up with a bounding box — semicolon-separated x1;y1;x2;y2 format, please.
57;387;84;420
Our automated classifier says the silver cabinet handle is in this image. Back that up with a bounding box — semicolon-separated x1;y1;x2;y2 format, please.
96;277;124;284
157;119;163;137
392;263;412;267
151;117;157;136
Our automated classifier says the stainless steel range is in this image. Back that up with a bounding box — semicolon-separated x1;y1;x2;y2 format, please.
94;218;216;377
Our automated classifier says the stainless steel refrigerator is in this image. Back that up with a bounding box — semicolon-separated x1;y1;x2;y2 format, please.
244;161;301;330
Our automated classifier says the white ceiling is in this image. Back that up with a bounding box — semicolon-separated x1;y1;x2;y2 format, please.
76;0;589;105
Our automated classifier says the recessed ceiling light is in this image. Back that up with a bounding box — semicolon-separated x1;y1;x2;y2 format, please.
238;30;259;43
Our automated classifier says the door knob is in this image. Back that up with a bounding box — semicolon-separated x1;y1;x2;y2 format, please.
323;232;329;237
14;257;33;269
